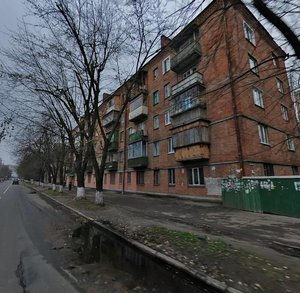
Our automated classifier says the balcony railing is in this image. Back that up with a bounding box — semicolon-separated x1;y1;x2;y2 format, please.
128;130;148;144
171;41;201;73
129;105;148;122
173;127;209;149
128;157;148;168
105;161;118;171
174;144;210;162
103;110;119;127
172;72;204;97
108;133;119;151
170;96;206;117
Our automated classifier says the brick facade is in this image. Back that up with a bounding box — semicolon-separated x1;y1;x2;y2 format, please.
83;0;300;197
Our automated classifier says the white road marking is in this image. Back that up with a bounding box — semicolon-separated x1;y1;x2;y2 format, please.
3;184;11;194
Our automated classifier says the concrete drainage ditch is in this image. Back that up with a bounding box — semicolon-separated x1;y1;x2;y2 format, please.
72;222;225;293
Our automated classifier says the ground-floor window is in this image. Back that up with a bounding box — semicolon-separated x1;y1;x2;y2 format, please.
168;168;175;185
87;174;91;183
110;172;116;184
136;171;145;185
263;163;274;176
104;173;107;184
153;169;160;185
127;172;131;184
292;166;299;175
119;172;123;184
188;167;204;186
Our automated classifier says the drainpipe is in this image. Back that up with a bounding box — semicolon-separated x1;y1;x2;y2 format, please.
223;0;245;177
122;100;128;194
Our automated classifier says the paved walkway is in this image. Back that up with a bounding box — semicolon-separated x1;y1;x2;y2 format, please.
29;184;300;292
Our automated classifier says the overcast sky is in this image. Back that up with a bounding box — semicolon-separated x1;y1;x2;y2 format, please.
0;0;25;165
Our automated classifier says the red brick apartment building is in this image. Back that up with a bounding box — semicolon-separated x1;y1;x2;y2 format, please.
84;0;300;197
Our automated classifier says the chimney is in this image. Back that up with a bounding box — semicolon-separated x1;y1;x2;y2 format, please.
161;35;171;49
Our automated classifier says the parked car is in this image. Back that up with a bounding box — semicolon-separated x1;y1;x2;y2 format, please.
12;178;19;185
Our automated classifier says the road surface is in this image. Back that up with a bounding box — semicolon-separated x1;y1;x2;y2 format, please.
0;180;80;293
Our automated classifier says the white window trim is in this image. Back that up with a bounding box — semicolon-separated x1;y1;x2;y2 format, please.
287;135;295;151
258;124;269;145
276;78;284;93
162;56;170;74
167;137;175;154
164;83;171;99
243;21;256;45
153;141;160;157
153;115;159;129
164;111;171;125
252;87;264;108
188;168;205;186
249;54;258;74
168;168;176;185
281;104;289;121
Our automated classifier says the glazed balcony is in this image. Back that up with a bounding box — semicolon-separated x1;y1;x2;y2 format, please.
172;72;204;96
103;110;119;127
128;130;148;144
108;133;119;151
170;97;207;128
128;157;148;169
171;41;201;73
105;161;118;171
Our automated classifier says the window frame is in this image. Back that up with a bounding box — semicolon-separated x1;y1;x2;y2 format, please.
287;135;295;151
252;87;264;108
188;167;205;186
153;90;159;105
153;67;158;80
168;168;176;186
243;21;256;45
153;169;160;185
276;78;284;93
167;137;175;154
281;104;289;121
162;56;170;74
110;172;116;184
258;124;269;145
153;141;160;157
127;171;131;184
164;110;171;125
263;163;274;176
153;115;159;129
136;171;145;185
164;83;171;99
248;54;259;75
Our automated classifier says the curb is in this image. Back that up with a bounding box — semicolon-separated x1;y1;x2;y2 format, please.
28;185;242;293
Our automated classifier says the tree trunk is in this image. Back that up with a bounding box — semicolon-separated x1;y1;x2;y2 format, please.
76;169;86;199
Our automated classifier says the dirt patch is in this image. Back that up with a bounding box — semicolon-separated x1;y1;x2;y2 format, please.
133;226;300;293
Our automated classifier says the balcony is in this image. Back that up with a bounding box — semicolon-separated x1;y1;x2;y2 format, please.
105;161;118;171
170;97;207;128
103;110;119;127
128;157;148;169
173;126;209;148
172;72;204;97
129;94;148;122
108;133;119;151
128;130;148;144
175;144;210;162
171;41;201;73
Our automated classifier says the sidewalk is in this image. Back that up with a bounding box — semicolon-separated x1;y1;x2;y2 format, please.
29;184;300;292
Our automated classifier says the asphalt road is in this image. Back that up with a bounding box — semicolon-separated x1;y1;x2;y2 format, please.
0;180;80;293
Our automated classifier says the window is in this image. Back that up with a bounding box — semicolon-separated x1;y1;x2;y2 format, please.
87;174;92;183
120;131;124;142
153;67;158;80
252;87;264;108
127;172;131;184
292;166;299;175
153;141;160;156
183;67;196;79
153;115;159;129
164;110;171;125
168;137;174;154
104;173;107;184
258;124;269;144
162;56;170;74
153;169;160;185
188;167;205;185
281;105;289;121
119;172;123;184
168;168;176;185
249;55;258;74
287;135;295;151
164;83;171;98
137;171;145;185
264;163;274;176
276;78;284;93
130;94;144;112
110;172;116;184
128;141;147;159
153;90;159;105
272;53;277;66
128;127;134;136
243;21;255;45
